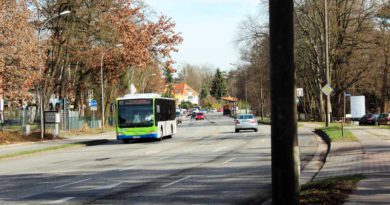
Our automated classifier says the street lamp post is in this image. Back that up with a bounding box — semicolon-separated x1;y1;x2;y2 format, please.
324;0;331;127
100;44;123;132
38;10;71;139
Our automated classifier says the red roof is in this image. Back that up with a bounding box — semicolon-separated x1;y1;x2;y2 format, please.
173;83;198;96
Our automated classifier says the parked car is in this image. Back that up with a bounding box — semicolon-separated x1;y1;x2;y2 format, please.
377;113;390;126
359;114;380;125
195;112;205;120
235;114;258;133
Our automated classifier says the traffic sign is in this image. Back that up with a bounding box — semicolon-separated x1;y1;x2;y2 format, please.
321;84;333;96
297;88;304;97
90;99;97;107
344;92;351;97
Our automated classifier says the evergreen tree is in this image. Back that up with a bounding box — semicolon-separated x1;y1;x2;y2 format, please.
210;68;226;100
162;68;174;98
200;86;209;99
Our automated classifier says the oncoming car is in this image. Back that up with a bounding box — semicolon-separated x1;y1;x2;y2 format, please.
235;114;258;133
195;112;205;120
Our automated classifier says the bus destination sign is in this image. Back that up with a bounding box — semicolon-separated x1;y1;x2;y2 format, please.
119;99;152;105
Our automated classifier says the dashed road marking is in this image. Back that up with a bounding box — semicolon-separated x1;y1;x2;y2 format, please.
48;197;75;204
161;176;191;188
223;157;236;164
120;165;138;172
213;146;227;152
145;150;158;155
54;178;90;189
95;182;122;190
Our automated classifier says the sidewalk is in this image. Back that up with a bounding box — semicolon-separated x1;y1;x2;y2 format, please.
344;128;390;204
313;127;390;204
0;131;116;158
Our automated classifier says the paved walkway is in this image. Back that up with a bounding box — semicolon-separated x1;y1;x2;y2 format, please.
313;127;390;204
344;128;390;205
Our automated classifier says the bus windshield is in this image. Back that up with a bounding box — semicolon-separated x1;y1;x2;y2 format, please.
118;101;154;128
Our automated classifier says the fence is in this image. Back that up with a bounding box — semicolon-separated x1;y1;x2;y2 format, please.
0;108;108;133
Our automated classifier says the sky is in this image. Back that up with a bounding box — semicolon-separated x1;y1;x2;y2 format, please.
143;0;267;71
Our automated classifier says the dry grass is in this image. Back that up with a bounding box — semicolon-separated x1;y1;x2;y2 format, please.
0;131;56;145
300;175;364;205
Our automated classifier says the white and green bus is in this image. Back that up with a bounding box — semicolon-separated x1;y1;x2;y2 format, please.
116;93;176;143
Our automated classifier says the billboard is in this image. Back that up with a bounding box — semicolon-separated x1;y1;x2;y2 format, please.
350;96;365;118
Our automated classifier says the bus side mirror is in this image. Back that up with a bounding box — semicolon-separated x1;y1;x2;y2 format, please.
110;103;116;112
157;105;160;113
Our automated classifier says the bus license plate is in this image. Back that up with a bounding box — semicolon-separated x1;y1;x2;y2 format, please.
133;136;141;139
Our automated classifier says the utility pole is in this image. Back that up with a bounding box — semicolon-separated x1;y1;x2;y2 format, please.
245;69;248;114
324;0;331;127
269;0;300;204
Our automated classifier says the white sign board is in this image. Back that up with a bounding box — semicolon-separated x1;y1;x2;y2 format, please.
350;96;365;118
0;99;3;111
297;88;304;97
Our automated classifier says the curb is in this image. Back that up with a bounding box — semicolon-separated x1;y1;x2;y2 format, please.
262;127;331;205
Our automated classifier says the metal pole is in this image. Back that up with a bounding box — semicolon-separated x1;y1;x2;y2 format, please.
100;52;106;132
245;70;248;114
324;0;331;127
38;29;45;139
270;0;300;204
342;92;346;136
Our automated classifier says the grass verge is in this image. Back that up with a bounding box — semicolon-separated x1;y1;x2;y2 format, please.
318;124;357;142
300;175;365;205
257;117;271;124
0;143;83;160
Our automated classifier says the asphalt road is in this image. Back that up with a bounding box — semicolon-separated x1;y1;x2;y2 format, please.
0;113;318;205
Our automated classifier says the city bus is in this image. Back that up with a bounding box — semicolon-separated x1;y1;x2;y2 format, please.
115;93;176;143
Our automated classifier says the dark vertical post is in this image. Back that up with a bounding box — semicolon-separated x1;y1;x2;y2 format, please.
269;0;300;204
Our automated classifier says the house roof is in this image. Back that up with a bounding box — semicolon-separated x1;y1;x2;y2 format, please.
173;83;199;96
221;96;239;102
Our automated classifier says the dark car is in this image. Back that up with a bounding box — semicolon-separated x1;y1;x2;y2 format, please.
377;113;390;126
191;112;197;119
359;114;380;125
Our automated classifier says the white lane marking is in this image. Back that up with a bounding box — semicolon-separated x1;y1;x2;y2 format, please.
213;146;227;152
95;182;122;190
186;147;195;152
161;176;191;188
120;165;138;172
159;156;170;160
54;178;90;189
49;197;75;204
223;157;236;164
145;150;158;155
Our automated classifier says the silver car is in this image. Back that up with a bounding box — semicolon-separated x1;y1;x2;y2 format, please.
235;114;258;132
